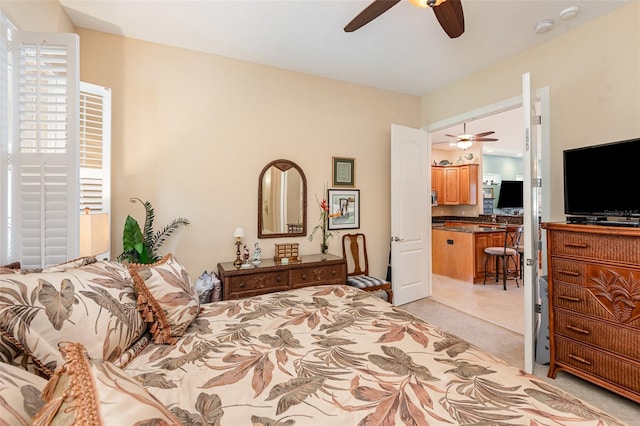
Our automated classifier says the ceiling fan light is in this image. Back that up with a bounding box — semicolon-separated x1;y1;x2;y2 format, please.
456;141;473;150
409;0;446;8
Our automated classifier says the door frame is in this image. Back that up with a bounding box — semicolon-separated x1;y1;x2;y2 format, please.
423;89;550;374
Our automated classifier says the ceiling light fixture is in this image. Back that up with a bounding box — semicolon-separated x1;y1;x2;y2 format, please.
409;0;446;8
456;141;473;150
559;6;579;21
534;20;554;34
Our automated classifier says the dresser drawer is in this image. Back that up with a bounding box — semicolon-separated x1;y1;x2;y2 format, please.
550;258;586;285
227;271;289;295
554;310;640;360
552;282;614;320
291;265;344;287
555;336;640;396
550;231;640;264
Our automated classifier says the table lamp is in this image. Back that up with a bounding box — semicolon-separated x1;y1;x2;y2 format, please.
80;208;110;257
233;227;245;268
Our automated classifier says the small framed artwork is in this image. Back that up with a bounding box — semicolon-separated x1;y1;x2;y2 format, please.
328;189;360;230
332;157;355;187
483;188;494;199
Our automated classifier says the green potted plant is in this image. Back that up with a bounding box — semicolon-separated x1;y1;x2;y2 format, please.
117;198;189;264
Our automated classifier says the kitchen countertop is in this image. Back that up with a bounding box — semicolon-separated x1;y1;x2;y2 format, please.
432;224;506;233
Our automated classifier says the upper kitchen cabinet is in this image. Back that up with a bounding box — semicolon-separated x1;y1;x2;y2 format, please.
432;164;478;206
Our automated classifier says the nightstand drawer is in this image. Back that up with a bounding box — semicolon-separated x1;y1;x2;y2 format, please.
227;271;288;294
291;265;344;287
555;336;640;396
554;310;640;359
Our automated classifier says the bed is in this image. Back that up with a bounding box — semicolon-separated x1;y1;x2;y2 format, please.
123;284;624;425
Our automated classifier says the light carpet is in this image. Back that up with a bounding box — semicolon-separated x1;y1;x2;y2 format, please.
401;297;640;425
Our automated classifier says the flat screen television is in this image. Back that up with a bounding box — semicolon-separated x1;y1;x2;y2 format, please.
497;180;523;209
564;137;640;218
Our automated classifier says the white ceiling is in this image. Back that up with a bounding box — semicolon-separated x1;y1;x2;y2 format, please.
59;0;631;158
60;0;631;97
431;106;524;157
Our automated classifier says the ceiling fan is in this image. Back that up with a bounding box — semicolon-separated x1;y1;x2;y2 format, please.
344;0;465;39
436;123;499;149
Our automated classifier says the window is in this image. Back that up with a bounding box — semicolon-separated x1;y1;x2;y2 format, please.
1;17;110;268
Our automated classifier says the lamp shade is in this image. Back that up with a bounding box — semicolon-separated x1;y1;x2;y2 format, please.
233;227;245;238
80;213;110;256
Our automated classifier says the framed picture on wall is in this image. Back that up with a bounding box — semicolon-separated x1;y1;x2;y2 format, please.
332;157;355;187
328;189;360;230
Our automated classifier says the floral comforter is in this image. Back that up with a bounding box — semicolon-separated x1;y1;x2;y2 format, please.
124;285;624;425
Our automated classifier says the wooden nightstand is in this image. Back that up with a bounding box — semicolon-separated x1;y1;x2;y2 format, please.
217;254;346;300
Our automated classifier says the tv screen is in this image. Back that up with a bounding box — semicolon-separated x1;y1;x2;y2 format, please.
497;180;523;209
564;138;640;218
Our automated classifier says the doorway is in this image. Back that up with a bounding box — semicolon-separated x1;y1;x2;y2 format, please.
429;105;526;333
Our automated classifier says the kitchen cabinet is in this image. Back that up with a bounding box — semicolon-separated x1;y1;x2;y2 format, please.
431;166;444;205
432;164;478;206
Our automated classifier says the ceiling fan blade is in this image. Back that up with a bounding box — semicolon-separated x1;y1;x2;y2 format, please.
444;133;458;138
474;138;499;142
432;0;464;38
344;0;401;32
474;131;495;137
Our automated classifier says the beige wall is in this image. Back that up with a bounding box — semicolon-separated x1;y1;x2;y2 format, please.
421;2;640;221
0;1;73;32
76;29;420;276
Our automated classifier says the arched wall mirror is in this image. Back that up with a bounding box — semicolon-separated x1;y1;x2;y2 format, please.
258;159;307;238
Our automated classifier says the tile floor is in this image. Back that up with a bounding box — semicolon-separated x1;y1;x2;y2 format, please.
430;273;525;334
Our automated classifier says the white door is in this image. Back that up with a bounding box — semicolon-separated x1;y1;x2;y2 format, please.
390;124;431;305
522;73;540;374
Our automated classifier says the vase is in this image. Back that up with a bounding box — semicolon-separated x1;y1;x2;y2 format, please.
320;242;328;260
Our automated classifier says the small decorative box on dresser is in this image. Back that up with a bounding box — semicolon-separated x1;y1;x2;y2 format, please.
217;254;346;300
542;222;640;403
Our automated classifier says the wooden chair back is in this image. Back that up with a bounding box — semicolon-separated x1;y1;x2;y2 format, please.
342;233;370;277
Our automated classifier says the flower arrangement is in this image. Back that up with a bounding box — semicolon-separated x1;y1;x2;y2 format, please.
309;186;340;256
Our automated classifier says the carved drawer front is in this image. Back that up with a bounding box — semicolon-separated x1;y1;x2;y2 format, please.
554;310;640;360
551;231;640;264
228;271;289;295
291;265;344;287
552;282;616;320
555;336;640;395
550;258;586;286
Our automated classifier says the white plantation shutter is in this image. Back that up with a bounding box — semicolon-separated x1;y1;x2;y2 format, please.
79;82;110;214
79;82;111;259
9;32;79;268
0;14;11;264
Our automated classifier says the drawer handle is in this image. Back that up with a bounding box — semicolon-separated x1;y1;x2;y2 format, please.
276;277;281;282
566;325;590;335
558;295;580;302
568;354;592;365
301;274;307;280
564;242;588;248
558;270;580;277
239;281;245;288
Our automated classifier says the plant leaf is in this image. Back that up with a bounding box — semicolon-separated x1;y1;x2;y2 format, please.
122;215;144;253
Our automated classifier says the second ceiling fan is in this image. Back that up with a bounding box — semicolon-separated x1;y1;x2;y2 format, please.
435;123;498;150
344;0;465;39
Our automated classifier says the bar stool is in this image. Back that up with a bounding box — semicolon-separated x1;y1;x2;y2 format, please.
483;225;524;290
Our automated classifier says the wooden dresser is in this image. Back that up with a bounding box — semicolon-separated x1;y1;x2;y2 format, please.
542;222;640;403
217;254;346;300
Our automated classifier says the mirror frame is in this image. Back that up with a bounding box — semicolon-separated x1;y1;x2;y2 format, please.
258;159;307;239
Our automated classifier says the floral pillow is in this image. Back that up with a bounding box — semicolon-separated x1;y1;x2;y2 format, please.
32;342;180;425
0;362;46;424
129;254;200;344
0;260;146;377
